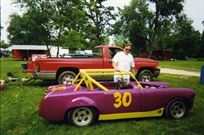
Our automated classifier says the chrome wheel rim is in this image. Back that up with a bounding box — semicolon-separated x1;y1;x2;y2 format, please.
170;101;186;118
62;74;74;84
141;73;151;82
72;107;93;126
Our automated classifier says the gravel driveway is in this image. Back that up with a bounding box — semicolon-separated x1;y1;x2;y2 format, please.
160;68;200;77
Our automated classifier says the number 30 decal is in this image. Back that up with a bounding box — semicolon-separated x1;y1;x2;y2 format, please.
113;92;132;108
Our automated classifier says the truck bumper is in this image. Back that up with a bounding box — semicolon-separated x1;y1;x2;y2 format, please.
35;72;56;80
153;68;160;77
21;64;35;74
21;64;29;73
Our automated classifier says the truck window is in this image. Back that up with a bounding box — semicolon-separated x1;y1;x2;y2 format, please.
109;48;123;58
93;48;103;57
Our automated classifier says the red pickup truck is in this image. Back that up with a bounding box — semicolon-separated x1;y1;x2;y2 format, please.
22;45;160;84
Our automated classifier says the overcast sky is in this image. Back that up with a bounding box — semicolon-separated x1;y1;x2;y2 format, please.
1;0;204;43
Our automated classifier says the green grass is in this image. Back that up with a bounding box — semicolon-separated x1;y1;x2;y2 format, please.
0;58;31;79
1;57;204;135
159;60;204;72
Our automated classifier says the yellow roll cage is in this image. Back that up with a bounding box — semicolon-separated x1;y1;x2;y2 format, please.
72;69;143;91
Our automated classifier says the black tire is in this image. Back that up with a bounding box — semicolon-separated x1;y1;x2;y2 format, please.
58;71;76;84
137;69;153;82
68;107;98;127
165;98;188;119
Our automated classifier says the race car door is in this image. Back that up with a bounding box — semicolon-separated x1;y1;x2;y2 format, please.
102;88;142;115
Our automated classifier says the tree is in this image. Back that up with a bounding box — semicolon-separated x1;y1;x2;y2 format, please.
9;0;115;56
169;16;201;59
82;0;116;46
113;0;184;56
61;30;84;50
46;0;87;56
10;0;86;56
198;21;204;58
7;13;50;45
199;31;204;58
112;0;153;54
0;40;9;48
9;0;53;56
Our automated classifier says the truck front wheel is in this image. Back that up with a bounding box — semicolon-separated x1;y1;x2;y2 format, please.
58;71;76;84
137;69;153;82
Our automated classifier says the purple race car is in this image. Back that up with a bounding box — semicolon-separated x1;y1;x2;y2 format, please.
38;69;195;126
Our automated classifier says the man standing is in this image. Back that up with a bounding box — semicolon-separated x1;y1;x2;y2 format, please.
112;43;135;83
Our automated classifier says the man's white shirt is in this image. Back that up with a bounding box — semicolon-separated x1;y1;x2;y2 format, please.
112;51;135;83
112;51;135;71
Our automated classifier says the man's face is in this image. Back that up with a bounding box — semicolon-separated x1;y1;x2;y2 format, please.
124;46;131;54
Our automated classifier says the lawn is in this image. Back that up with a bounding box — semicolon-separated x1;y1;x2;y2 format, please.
1;57;204;135
159;59;204;72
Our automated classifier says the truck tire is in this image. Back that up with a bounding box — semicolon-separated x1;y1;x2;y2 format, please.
58;71;76;84
137;69;153;82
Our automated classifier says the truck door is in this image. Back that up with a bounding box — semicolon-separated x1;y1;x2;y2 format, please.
90;48;104;79
103;47;123;80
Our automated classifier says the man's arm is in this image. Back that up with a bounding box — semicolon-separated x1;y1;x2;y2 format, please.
112;52;119;71
130;54;135;75
130;67;135;75
112;62;118;70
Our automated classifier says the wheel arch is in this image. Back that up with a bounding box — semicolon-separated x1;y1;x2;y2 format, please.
165;96;190;110
64;106;99;122
63;97;99;120
136;67;154;75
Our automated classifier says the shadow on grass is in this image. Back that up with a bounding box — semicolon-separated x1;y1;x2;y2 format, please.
21;80;58;87
97;116;165;125
41;116;166;127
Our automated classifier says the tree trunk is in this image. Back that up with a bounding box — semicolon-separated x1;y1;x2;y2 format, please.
56;28;62;58
46;44;51;57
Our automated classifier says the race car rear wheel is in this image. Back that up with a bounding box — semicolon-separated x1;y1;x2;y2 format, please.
68;107;97;126
165;98;188;119
58;71;76;84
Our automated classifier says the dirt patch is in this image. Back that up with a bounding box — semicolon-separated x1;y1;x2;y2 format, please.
160;68;200;77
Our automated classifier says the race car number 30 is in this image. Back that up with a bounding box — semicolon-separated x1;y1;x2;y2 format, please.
113;92;132;108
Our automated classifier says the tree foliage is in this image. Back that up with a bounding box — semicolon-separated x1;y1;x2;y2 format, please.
7;0;203;58
82;0;115;46
8;0;115;54
197;22;204;58
113;0;185;56
169;16;201;59
0;40;9;48
7;13;49;45
61;30;84;50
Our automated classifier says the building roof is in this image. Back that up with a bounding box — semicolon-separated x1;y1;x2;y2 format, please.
7;45;48;51
6;45;70;56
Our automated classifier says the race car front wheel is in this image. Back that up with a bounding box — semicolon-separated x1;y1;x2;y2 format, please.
68;107;98;126
165;98;188;119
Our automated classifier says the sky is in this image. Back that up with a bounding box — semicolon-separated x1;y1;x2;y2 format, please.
1;0;204;43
